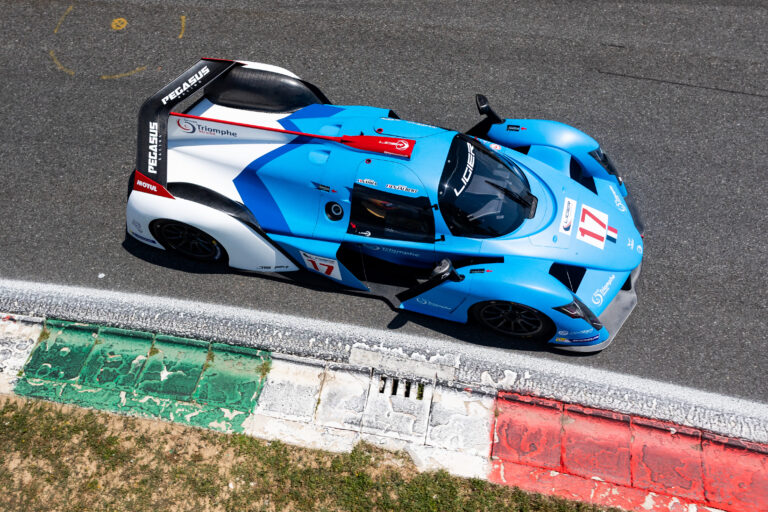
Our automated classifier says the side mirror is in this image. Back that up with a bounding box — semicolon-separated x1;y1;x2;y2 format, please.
475;94;503;125
431;258;464;282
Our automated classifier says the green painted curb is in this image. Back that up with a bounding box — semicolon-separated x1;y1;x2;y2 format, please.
15;320;271;433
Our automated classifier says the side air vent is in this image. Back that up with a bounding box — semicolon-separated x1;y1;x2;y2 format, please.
589;148;622;184
452;256;504;269
569;158;597;194
167;182;260;229
512;145;530;155
549;263;587;293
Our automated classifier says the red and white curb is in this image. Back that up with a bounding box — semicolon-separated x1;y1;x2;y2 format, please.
490;393;767;511
2;293;768;511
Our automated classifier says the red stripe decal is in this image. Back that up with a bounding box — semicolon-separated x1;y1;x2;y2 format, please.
133;171;174;199
170;112;415;159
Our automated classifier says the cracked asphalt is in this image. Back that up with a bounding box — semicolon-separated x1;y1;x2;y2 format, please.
0;1;766;401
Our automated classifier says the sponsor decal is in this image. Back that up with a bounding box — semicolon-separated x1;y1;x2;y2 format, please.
371;138;410;151
147;122;159;174
606;226;618;243
386;184;418;194
570;334;600;343
300;251;342;280
609;185;626;212
453;143;475;197
576;204;609;250
129;231;158;245
506;125;526;131
637;244;643;255
415;297;452;310
555;334;600;343
136;179;157;193
365;245;421;258
358;231;371;237
133;171;174;199
131;220;143;233
627;238;634;250
558;329;594;336
161;66;209;105
357;178;377;186
559;197;577;235
176;118;237;138
490;143;501;151
591;274;616;306
177;118;195;133
469;268;486;274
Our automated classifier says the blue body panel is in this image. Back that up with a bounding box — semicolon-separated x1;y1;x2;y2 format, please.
227;104;642;351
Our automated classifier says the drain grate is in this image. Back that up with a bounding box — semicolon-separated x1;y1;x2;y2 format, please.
378;375;425;400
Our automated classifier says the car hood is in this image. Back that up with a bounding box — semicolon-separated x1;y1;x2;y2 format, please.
480;150;643;273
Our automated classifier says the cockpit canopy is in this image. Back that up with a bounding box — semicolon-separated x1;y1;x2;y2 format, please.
438;134;535;238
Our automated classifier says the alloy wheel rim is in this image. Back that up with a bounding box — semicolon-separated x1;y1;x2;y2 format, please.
159;223;218;260
479;303;544;336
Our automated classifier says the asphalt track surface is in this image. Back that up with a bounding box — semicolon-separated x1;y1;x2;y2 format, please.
1;1;766;401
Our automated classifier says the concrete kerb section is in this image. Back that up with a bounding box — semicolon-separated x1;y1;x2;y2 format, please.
1;279;768;510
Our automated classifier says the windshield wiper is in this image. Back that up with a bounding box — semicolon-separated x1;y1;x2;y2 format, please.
484;180;531;208
484;180;538;218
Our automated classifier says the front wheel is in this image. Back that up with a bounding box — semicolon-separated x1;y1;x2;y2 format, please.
471;301;556;343
150;220;227;263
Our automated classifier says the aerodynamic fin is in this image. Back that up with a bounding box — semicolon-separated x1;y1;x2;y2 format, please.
135;58;242;186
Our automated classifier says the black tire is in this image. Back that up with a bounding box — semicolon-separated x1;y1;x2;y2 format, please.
472;301;556;343
150;220;227;263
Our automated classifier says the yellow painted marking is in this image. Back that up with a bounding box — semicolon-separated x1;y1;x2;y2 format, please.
111;17;128;31
48;50;75;75
54;5;74;34
178;15;186;39
100;65;147;80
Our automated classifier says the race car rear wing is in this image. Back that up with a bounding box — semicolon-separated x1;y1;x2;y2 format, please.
135;58;416;188
135;58;241;186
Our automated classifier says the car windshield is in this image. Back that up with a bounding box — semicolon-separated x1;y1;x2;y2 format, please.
438;134;534;238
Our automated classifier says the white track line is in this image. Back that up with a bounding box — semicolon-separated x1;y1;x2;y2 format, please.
1;278;767;443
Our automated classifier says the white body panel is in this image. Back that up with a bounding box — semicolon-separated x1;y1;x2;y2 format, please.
126;191;298;273
127;61;307;273
185;99;290;126
237;61;300;79
167;104;297;202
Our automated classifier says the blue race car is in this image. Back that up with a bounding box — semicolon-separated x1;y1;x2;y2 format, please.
126;58;644;352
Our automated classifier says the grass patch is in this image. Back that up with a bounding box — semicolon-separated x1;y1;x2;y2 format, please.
202;347;215;371
258;358;272;380
0;395;616;512
37;328;50;343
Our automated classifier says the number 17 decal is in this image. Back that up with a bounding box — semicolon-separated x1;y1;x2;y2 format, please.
576;205;609;250
300;251;343;280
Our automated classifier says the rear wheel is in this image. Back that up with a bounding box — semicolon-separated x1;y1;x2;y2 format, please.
472;301;555;343
151;220;227;263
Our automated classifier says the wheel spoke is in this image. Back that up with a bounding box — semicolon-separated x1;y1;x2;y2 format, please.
477;302;549;339
155;222;222;262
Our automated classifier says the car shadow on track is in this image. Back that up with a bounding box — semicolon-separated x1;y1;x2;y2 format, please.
384;311;555;354
122;235;231;274
123;236;591;356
